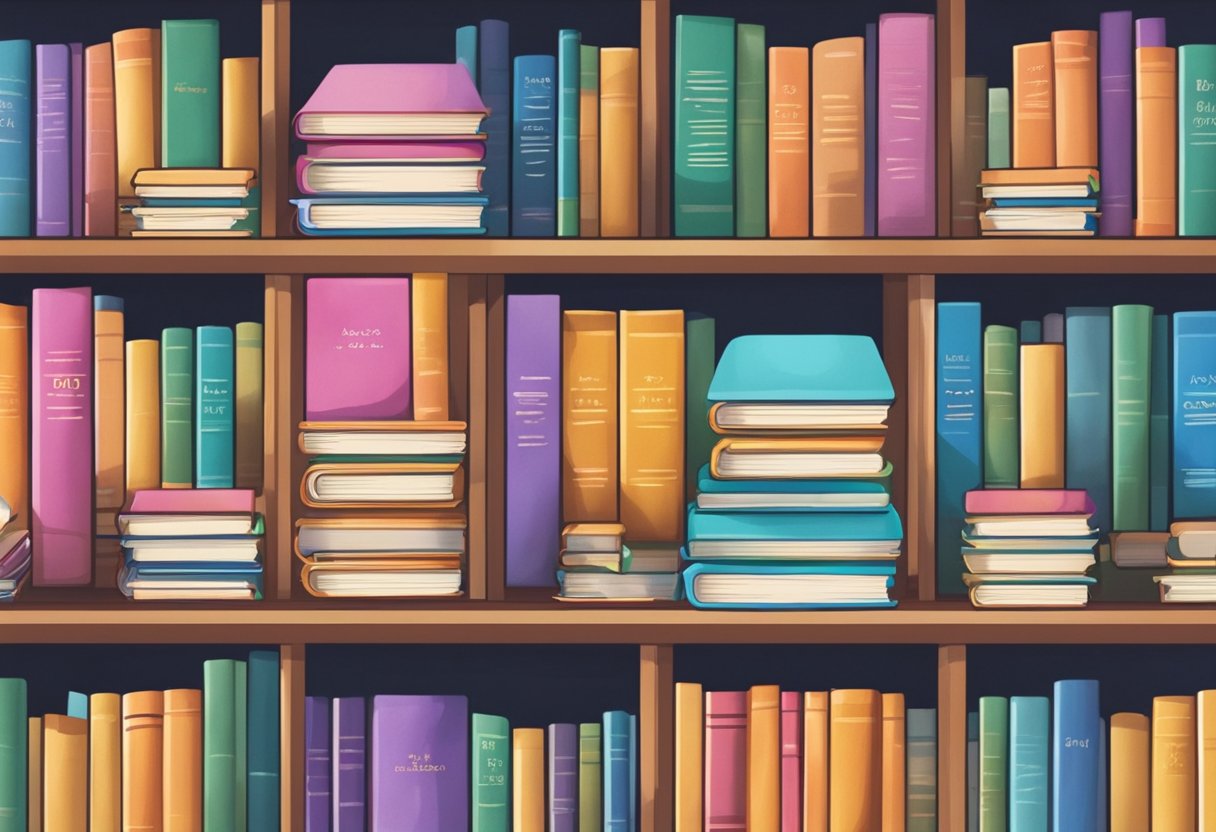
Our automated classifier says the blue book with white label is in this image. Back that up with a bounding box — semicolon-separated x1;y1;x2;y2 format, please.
1150;314;1170;529
557;29;580;237
0;40;31;236
196;325;234;488
936;303;982;596
1173;311;1216;518
455;25;478;86
603;710;634;832
1052;680;1099;831
479;19;509;236
512;55;556;236
1065;308;1112;535
1009;696;1048;832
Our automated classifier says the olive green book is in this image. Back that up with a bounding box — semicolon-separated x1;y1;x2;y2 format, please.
579;722;602;832
160;327;194;488
735;23;766;237
982;325;1018;488
979;696;1008;832
1112;304;1153;530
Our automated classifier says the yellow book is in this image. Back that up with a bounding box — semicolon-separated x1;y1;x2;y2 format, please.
675;682;703;832
563;310;618;522
513;727;544;832
95;302;125;511
125;340;161;493
411;274;450;421
123;691;164;832
163;689;202;832
803;692;828;832
1153;695;1197;832
113;28;160;197
0;303;27;524
882;693;906;832
235;322;264;490
579;48;600;237
599;47;639;237
89;694;122;832
43;715;87;832
1201;691;1216;830
748;685;780;832
28;717;41;832
619;310;684;541
1019;343;1065;487
221;58;259;173
1110;712;1149;832
829;689;881;831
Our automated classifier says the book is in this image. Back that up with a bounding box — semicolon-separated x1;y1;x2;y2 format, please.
161;327;194;489
1064;308;1112;534
44;715;86;830
0;304;27;525
557;30;580;237
579;46;599;237
203;659;240;832
36;45;70;237
113;28;160;199
28;716;41;832
248;651;279;832
0;679;25;828
987;87;1010;169
747;685;780;830
982;325;1018;488
1180;45;1216;234
479;20;510;236
967;712;978;832
1053;680;1099;830
978;696;1008;831
222;57;259;173
514;728;544;832
1113;304;1153;530
87;692;118;832
84;43;115;236
906;708;936;832
305;697;330;832
549;723;577;831
163;689;201;832
0;40;31;236
955;76;987;236
674;15;735;237
32;287;92;586
69;43;82;237
1052;31;1098;167
410;274;449;422
196;326;234;488
685;316;716;499
292;196;487;236
235;322;263;489
1202;692;1216;829
771;45;813;238
881;693;905;832
1020;319;1041;344
803;692;828;832
579;723;601;832
1099;12;1134;236
455;26;477;86
562;310;618;522
864;23;878;236
1174;312;1216;518
300;459;463;509
937;303;982;595
1153;695;1197;830
1150;315;1169;530
295;515;466;559
94;298;124;513
126;340;160;492
1135;37;1177;236
161;19;219;167
690;508;901;558
332;698;364;831
1019;344;1064;488
473;713;509;832
675;682;702;832
1110;712;1149;832
604;711;634;832
513;55;556;237
122;692;163;831
600;48;639;238
830;690;880;830
372;696;469;828
709;434;886;479
705;691;745;832
1009;696;1048;830
1013;42;1054;167
558;570;680;601
877;13;935;236
736;24;766;238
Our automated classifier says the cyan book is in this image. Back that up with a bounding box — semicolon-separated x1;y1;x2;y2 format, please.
602;710;634;832
196;325;234;488
708;334;895;403
1052;680;1099;831
512;55;556;237
686;504;903;544
557;30;580;237
161;19;220;167
937;303;982;596
478;19;509;236
1064;308;1112;535
1173;311;1216;518
674;15;735;237
455;25;478;86
473;713;509;832
1008;696;1048;832
0;40;31;236
1150;314;1169;530
1179;45;1216;235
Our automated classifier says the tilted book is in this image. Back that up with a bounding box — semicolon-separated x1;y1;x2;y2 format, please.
370;695;468;832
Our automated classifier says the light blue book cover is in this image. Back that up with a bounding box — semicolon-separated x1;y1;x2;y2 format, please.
1009;696;1048;832
708;334;895;403
1065;308;1112;535
455;25;478;86
1150;314;1169;529
1052;680;1099;832
687;504;903;543
682;562;897;610
66;691;87;720
1173;311;1216;518
603;710;633;832
479;19;509;236
0;40;31;236
1019;320;1041;344
936;303;982;596
696;462;893;495
557;30;580;237
196;325;234;488
512;55;556;236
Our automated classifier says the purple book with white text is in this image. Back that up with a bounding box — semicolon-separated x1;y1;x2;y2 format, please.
35;44;70;237
333;697;366;832
877;13;935;237
69;43;82;237
1099;11;1133;236
549;723;578;831
505;294;560;587
306;696;332;832
371;694;469;832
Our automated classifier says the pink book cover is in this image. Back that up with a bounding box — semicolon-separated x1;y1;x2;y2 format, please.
303;141;486;162
705;691;747;832
126;488;255;515
964;489;1096;516
305;277;412;421
780;691;802;832
877;13;936;237
32;287;92;586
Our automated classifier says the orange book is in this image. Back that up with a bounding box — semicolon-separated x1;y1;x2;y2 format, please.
1135;46;1177;236
113;28;160;197
563;310;618;522
90;694;121;832
748;685;781;832
579;49;600;237
810;39;864;237
803;692;828;832
221;57;259;173
882;693;906;832
675;682;704;832
1201;691;1216;830
1111;712;1150;832
28;717;41;832
829;689;881;831
619;310;684;541
1051;30;1098;167
95;302;125;512
125;340;160;493
85;43;117;236
43;715;87;832
600;48;639;237
1013;42;1055;168
1153;695;1197;831
163;689;201;832
769;46;810;237
123;690;164;832
0;303;27;524
1019;344;1065;488
411;273;450;421
513;727;544;832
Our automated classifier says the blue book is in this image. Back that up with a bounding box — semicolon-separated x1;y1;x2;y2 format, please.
479;20;509;236
512;55;556;237
936;302;982;596
686;504;903;546
628;714;636;832
1052;680;1100;831
196;325;234;488
864;23;877;237
1019;320;1041;344
1150;314;1170;529
0;40;31;236
1009;696;1048;832
603;710;633;832
557;30;580;237
1065;308;1112;535
455;25;478;86
66;691;87;720
682;562;897;610
708;334;895;404
248;650;280;832
1173;311;1216;518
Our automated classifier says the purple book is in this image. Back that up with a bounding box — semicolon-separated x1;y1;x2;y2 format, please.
549;723;578;832
69;43;82;237
877;13;936;237
505;295;560;587
1136;17;1167;48
1100;12;1134;237
35;44;70;237
333;697;366;832
306;696;332;832
370;694;469;832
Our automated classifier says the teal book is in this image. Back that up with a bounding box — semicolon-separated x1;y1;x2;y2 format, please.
161;19;221;167
674;15;735;236
906;708;937;832
1064;308;1112;536
247;650;280;832
557;29;581;237
987;87;1010;168
1018;320;1041;344
708;334;894;403
937;303;982;596
967;711;979;832
685;315;716;498
603;710;634;831
203;659;237;832
1179;45;1216;235
0;678;26;830
687;503;903;544
578;723;601;832
982;325;1018;488
456;25;478;86
472;713;510;832
1112;304;1153;530
979;696;1008;832
1150;314;1169;530
66;691;87;719
161;327;194;488
1173;312;1216;518
234;659;247;832
196;325;234;488
735;23;766;237
1008;696;1048;832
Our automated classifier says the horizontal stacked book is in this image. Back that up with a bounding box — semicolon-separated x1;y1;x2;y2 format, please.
684;335;902;609
0;498;30;601
1154;520;1216;602
975;167;1100;236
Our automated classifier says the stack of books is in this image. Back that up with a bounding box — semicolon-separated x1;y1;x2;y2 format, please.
296;276;468;598
292;64;490;236
683;335;902;609
305;694;637;830
1154;520;1216;602
960;489;1099;608
129;167;258;237
976;168;1100;236
0;498;30;601
555;523;682;602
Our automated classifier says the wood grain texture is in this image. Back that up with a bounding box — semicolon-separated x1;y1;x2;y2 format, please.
640;0;671;237
938;645;966;832
640;644;674;832
937;0;965;237
280;643;305;832
465;275;488;600
484;276;506;600
883;276;911;600
260;0;290;237
264;275;297;600
907;275;937;600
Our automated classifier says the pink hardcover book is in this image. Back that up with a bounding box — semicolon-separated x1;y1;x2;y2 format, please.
127;488;255;515
305;277;412;421
302;141;486;162
705;691;747;832
965;489;1096;516
32;287;92;586
781;691;802;832
877;13;936;237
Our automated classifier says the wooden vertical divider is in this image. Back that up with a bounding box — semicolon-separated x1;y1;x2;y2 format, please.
937;644;967;832
463;275;489;600
280;643;306;832
882;275;911;599
639;644;674;832
265;275;296;600
260;0;292;238
936;0;965;237
907;275;936;600
484;276;506;599
640;0;672;238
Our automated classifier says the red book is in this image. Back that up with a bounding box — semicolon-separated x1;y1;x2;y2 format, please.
705;691;746;832
781;691;802;832
84;43;116;236
964;489;1095;515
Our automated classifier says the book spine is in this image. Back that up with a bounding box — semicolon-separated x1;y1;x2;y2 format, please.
1052;681;1099;830
0;304;28;525
685;316;716;500
954;77;987;237
69;43;82;237
767;45;811;238
1180;45;1216;234
1064;308;1112;534
935;302;982;596
579;46;599;238
88;693;119;832
160;327;194;488
84;43;116;237
1135;46;1177;235
599;48;639;238
411;274;449;421
978;696;1008;832
810;39;862;237
674;684;702;832
549;724;578;832
196;326;234;488
1152;696;1197;830
557;30;580;237
112;28;158;199
603;712;632;832
305;697;331;832
1052;31;1098;167
1099;12;1134;236
121;692;163;832
332;698;365;832
35;44;70;237
222;57;259;174
234;322;263;489
705;691;746;832
44;715;87;830
578;724;601;832
1019;320;1041;344
1042;312;1064;344
479;19;509;236
1113;305;1153;530
735;24;766;238
747;686;780;831
234;661;247;832
473;713;510;832
967;713;978;832
247;651;280;832
0;679;26;829
881;693;905;832
1019;344;1065;488
456;26;478;86
27;717;40;832
512;55;556;237
1174;312;1216;518
203;660;236;832
506;295;561;586
163;689;201;832
94;298;124;511
1013;42;1055;167
562;310;618;522
125;339;160;493
1009;697;1048;831
877;13;935;236
1098;719;1108;832
514;728;544;832
674;15;735;237
864;23;878;236
982;325;1018;488
987;87;1010;168
1110;712;1149;832
803;692;828;832
32;287;92;586
1201;693;1216;830
1150;315;1170;530
829;690;881;830
0;40;31;236
906;709;937;832
161;19;219;167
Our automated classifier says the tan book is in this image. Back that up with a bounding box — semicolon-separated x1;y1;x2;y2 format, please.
43;715;87;832
1013;42;1055;168
810;39;863;236
1052;31;1099;167
411;274;450;421
163;689;202;832
1153;695;1197;831
562;311;618;522
675;682;703;831
1110;712;1150;832
748;685;780;832
113;28;160;196
95;302;125;511
1135;46;1177;236
125;339;160;493
513;728;545;832
123;691;164;832
599;48;639;237
770;45;810;238
803;692;828;832
1019;344;1065;488
221;58;259;173
829;690;881;830
882;693;906;832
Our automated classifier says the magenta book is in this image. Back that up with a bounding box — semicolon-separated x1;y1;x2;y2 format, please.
302;141;487;162
704;691;746;832
965;489;1095;516
780;691;801;832
877;13;936;237
370;694;468;832
306;277;412;421
127;488;256;515
32;286;92;586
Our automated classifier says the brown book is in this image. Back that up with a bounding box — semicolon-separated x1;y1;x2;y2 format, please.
810;39;864;237
1013;42;1055;168
163;689;202;832
112;28;160;197
411;273;450;421
769;46;810;237
221;57;259;173
882;693;907;832
513;728;545;832
803;692;828;832
1052;30;1098;167
562;311;618;522
954;77;987;237
829;689;881;830
748;685;781;832
123;691;164;832
27;717;41;832
980;167;1097;186
85;43;117;236
43;715;87;832
600;48;639;237
1135;46;1177;236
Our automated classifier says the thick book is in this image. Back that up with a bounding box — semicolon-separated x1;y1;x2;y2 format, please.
371;695;468;831
603;711;635;832
161;19;219;167
1009;696;1048;830
32;287;92;586
163;689;201;832
562;310;617;522
456;25;477;85
881;693;906;832
1099;12;1133;235
579;723;601;832
1053;680;1099;830
747;685;780;831
987;87;1010;169
686;504;901;553
479;20;509;236
292;196;487;236
1111;712;1149;832
204;659;242;832
512;55;556;237
1113;304;1152;529
674;15;735;236
954;77;987;236
675;683;702;832
514;728;544;831
579;45;599;237
864;23;878;235
877;13;935;236
0;679;26;828
334;698;365;831
248;651;279;832
94;297;124;513
803;692;828;832
235;322;263;489
1174;312;1216;518
44;714;87;830
705;691;746;832
0;40;31;236
0;304;28;524
770;46;812;238
122;691;163;832
906;708;936;832
196;326;234;488
978;696;1008;831
735;24;766;238
89;693;119;831
1019;344;1064;488
473;713;509;832
982;325;1018;488
1064;308;1112;534
1052;31;1098;167
84;43;116;236
1150;315;1169;530
112;28;160;199
936;303;982;595
599;48;639;238
222;57;259;173
830;690;881;830
305;697;331;832
1013;42;1054;168
36;44;70;237
161;327;194;488
685;316;715;499
1180;45;1216;234
549;723;578;832
1153;695;1197;830
1135;42;1177;236
557;30;580;237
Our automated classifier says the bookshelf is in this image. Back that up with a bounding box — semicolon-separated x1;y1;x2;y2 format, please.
4;0;1214;830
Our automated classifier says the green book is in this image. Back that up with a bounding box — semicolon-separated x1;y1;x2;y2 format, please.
1179;45;1216;235
0;679;26;831
1112;304;1153;531
674;15;735;236
472;713;510;832
203;659;236;832
1150;314;1169;531
579;722;602;832
1018;320;1040;344
982;325;1019;488
246;650;279;832
161;19;221;167
987;87;1010;169
234;660;247;832
735;23;766;237
979;696;1008;832
161;327;194;488
685;315;716;499
580;46;599;237
557;28;581;237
